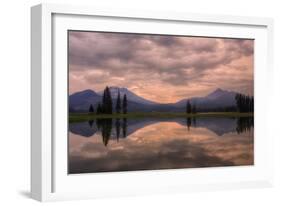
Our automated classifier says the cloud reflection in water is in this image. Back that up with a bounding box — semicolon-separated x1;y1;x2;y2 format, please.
68;117;253;174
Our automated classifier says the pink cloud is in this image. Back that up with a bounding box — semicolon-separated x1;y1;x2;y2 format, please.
69;31;254;103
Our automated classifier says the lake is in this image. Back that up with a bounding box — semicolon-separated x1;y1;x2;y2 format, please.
68;117;254;174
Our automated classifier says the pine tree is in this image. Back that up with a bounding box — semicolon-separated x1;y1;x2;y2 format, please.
102;88;106;113
122;94;127;114
96;103;102;114
106;87;113;114
235;93;254;113
116;90;121;113
186;100;192;114
102;86;113;114
89;104;94;113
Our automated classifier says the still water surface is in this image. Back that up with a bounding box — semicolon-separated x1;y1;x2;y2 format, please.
69;117;253;174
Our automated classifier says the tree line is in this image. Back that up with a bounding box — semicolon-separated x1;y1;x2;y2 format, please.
235;93;254;113
88;89;253;114
88;86;128;115
185;93;254;113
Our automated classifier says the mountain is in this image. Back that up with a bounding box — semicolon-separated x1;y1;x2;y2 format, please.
206;88;237;106
206;88;227;99
69;86;159;112
69;90;102;112
175;88;236;109
97;86;158;105
69;88;157;113
69;87;238;113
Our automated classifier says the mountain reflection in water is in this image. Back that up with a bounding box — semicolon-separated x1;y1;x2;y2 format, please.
69;117;254;174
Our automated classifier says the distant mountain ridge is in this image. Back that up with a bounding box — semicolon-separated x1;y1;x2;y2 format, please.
97;86;158;105
175;88;237;109
69;87;238;113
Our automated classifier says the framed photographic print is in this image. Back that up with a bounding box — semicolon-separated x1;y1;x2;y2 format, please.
31;3;274;201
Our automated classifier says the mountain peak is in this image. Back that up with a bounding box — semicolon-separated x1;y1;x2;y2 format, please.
206;88;234;100
73;89;98;96
97;86;158;105
214;88;223;92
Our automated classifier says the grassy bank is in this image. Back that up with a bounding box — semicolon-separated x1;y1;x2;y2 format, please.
69;112;253;123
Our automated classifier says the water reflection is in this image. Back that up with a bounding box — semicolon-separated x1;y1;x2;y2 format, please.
69;117;254;174
115;118;121;141
193;117;197;128
236;117;254;134
122;118;127;138
186;118;191;131
88;119;94;127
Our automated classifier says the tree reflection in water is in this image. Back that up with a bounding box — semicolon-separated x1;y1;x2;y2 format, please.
88;119;94;127
96;118;112;146
186;117;196;131
186;118;191;131
115;118;121;141
95;118;127;146
236;117;254;134
185;116;253;135
92;116;253;146
122;118;127;138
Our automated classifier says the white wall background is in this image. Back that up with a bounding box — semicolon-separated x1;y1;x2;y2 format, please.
0;0;280;205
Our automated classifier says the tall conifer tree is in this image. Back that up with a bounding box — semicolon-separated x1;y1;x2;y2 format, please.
89;104;94;113
102;86;113;114
116;90;121;113
122;94;127;114
186;100;192;114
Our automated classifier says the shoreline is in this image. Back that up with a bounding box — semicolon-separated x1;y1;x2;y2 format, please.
69;112;254;123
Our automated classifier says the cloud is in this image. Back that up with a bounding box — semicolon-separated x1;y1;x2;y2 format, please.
69;31;254;102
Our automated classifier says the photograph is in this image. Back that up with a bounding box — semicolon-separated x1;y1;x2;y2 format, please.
68;30;254;174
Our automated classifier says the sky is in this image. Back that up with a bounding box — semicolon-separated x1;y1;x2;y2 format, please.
68;31;254;103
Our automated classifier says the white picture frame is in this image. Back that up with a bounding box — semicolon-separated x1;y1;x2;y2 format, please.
31;3;274;202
